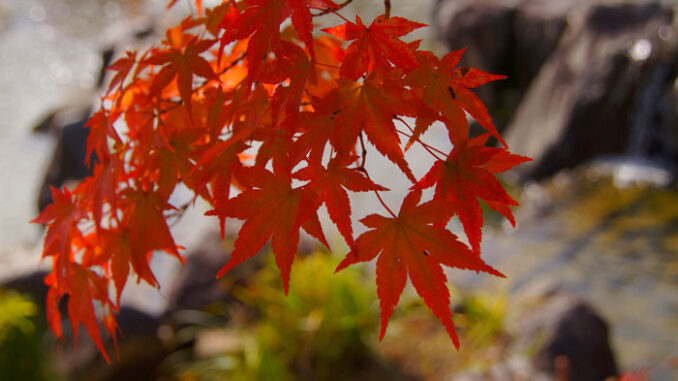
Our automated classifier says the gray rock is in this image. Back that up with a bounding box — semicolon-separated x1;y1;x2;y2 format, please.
504;2;678;180
435;0;678;182
165;230;232;312
514;290;618;381
434;0;575;130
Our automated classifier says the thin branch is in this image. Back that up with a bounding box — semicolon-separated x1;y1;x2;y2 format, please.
358;132;367;171
185;0;196;17
312;0;354;17
331;10;351;23
357;132;396;218
394;117;448;159
373;186;397;218
315;61;341;69
395;129;445;161
384;0;391;18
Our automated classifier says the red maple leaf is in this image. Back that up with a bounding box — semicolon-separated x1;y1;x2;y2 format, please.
406;48;507;146
65;263;114;363
327;75;423;182
85;108;122;164
294;154;387;245
106;50;137;97
221;0;338;77
322;14;425;80
415;134;531;253
145;36;217;115
31;187;84;259
120;189;184;280
206;167;323;293
336;189;503;347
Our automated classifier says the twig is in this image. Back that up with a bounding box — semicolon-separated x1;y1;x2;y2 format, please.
357;132;396;218
358;132;367;171
312;0;354;17
394;117;448;159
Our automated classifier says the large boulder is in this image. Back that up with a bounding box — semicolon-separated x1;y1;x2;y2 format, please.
435;0;678;182
453;288;618;381
434;0;576;130
516;289;619;381
504;2;678;180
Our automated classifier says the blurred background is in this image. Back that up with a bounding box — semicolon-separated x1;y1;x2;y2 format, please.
0;0;677;380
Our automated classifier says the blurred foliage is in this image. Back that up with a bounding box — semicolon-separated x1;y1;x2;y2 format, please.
174;252;383;381
380;289;508;378
0;289;61;381
456;293;507;352
170;251;510;381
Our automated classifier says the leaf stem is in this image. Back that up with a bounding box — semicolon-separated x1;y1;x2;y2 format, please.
394;117;447;160
312;0;354;17
331;10;351;24
357;132;396;218
374;187;396;218
315;62;341;69
395;129;446;160
358;132;367;171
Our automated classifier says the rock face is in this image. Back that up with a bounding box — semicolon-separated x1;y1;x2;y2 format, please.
434;0;576;130
506;2;677;180
454;288;619;381
435;0;678;181
519;291;619;381
37;117;95;211
166;230;232;312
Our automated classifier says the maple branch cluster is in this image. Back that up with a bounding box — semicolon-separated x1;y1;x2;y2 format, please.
33;0;529;360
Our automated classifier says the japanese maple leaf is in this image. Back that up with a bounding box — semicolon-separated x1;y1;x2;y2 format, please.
85;108;122;163
77;157;123;230
106;50;137;96
259;42;316;124
121;189;184;276
415;134;531;253
31;186;84;259
336;189;503;347
294;154;388;245
185;139;248;235
97;229;132;306
222;0;338;77
146;36;217;115
253;124;295;175
284;0;339;59
206;167;324;293
289;96;338;166
66;264;113;363
406;48;507;146
329;75;423;182
322;14;425;80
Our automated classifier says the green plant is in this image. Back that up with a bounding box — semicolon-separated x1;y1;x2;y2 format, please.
0;289;62;381
177;252;381;380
